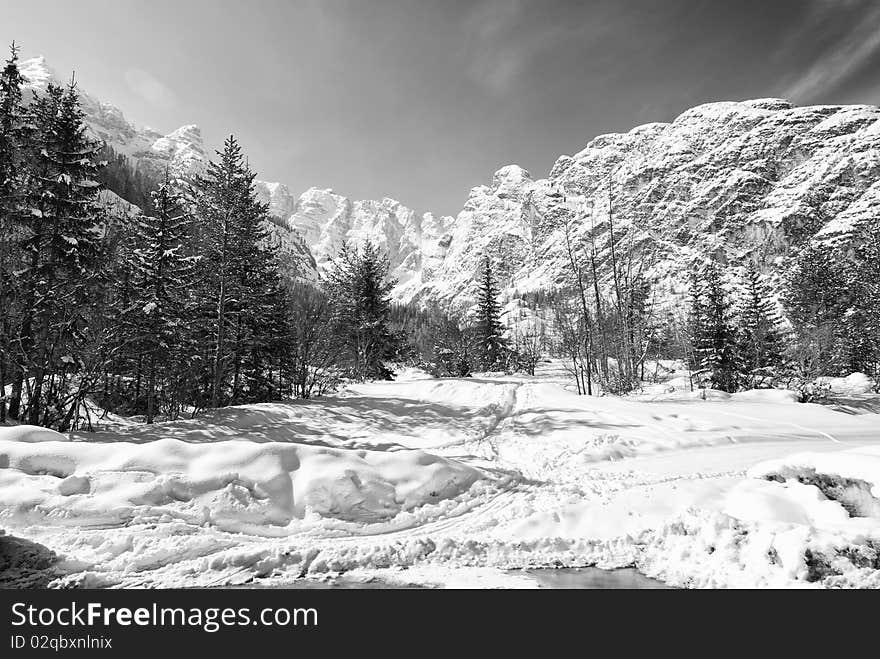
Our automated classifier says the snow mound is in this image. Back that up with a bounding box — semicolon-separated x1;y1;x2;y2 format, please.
0;438;483;530
636;449;880;587
0;425;69;443
747;446;880;517
817;372;875;395
731;389;800;404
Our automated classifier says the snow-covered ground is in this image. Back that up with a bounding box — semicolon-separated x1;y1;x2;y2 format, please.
1;362;879;588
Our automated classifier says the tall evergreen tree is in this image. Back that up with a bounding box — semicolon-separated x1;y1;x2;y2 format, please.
0;43;29;422
130;174;196;422
737;263;786;387
689;261;739;393
475;256;507;370
10;80;106;426
326;241;397;381
191;136;283;407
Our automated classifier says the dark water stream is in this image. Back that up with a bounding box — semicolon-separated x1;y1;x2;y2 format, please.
515;567;672;589
227;567;671;589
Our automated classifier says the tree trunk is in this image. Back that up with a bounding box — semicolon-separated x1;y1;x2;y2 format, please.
211;280;227;409
146;351;156;424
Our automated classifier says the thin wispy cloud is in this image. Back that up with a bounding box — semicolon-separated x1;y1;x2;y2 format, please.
461;0;580;95
460;1;632;98
461;0;527;93
123;68;176;110
782;0;880;102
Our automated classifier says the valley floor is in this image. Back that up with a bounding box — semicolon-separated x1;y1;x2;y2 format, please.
1;362;879;588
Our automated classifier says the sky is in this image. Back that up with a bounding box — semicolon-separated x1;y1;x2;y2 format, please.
3;0;880;216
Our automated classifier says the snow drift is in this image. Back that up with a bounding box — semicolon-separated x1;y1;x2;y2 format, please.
817;372;876;395
631;447;880;588
748;446;880;518
0;425;70;443
0;437;483;530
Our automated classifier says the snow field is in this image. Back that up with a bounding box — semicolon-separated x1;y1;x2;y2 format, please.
1;364;879;588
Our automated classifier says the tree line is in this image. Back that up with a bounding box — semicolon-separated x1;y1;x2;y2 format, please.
685;230;880;396
391;256;548;379
533;184;880;397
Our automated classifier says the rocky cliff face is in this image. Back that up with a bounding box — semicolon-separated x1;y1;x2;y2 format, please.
280;187;453;294
253;97;880;316
402;98;880;314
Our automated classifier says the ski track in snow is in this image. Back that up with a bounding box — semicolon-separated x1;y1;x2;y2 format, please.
2;366;880;589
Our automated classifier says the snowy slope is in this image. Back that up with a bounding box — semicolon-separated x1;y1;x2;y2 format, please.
0;430;481;528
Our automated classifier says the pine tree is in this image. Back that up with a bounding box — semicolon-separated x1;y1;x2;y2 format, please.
781;242;850;376
738;263;786;387
191;135;283;407
475;256;507;370
0;43;29;422
326;241;397;381
129;173;196;422
689;261;739;393
838;220;880;377
11;80;106;426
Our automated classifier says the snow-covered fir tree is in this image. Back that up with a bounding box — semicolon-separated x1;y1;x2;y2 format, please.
129;174;196;422
689;261;739;393
737;263;786;387
475;255;508;371
9;79;106;427
192;135;285;408
0;43;29;423
326;241;397;381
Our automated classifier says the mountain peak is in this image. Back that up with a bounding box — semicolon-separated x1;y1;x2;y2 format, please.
494;164;531;180
19;55;55;89
168;123;201;137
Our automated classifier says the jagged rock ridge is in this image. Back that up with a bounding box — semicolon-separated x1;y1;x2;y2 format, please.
401;98;880;314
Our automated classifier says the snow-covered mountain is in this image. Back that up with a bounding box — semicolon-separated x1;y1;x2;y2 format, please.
257;98;880;317
402;99;880;315
20;56;207;179
279;187;453;295
20;54;880;312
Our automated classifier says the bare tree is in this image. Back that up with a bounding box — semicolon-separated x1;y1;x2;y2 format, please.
288;284;343;399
